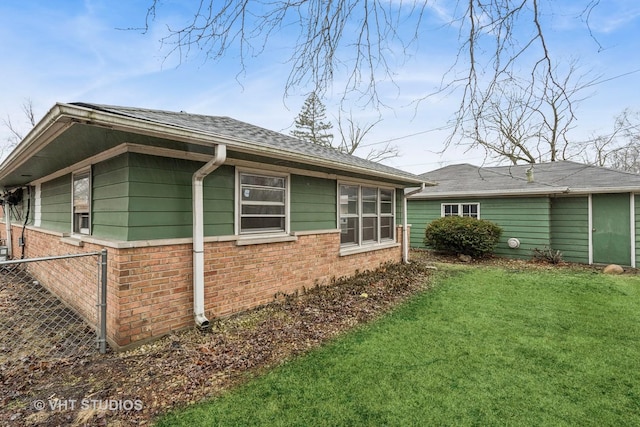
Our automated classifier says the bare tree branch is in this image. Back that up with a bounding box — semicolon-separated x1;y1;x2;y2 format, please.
336;111;397;161
581;108;640;172
454;60;599;164
2;98;37;157
140;1;606;164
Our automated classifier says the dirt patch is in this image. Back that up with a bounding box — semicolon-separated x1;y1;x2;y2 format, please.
1;260;434;426
413;248;639;275
0;270;97;364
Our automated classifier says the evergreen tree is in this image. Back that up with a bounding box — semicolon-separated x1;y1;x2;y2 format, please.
291;92;333;147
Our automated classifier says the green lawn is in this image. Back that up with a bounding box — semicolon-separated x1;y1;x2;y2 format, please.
156;265;640;426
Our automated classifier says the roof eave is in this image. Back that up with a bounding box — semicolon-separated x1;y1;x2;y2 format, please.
0;104;71;184
562;187;640;195
1;103;425;188
408;187;570;199
409;186;640;199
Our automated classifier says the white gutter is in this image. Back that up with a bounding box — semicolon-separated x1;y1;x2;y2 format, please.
402;184;426;263
192;144;227;329
409;187;571;199
409;186;640;200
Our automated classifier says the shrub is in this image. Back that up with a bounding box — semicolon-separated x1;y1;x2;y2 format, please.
531;246;563;264
424;216;502;258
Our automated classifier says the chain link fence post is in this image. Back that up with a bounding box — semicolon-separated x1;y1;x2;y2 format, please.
99;248;108;354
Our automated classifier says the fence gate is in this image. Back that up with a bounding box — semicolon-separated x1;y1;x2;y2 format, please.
0;250;107;369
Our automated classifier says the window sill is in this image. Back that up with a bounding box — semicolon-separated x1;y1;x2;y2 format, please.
235;234;298;246
339;241;399;257
60;236;85;247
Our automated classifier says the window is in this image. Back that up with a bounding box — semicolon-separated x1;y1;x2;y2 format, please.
72;171;91;234
239;172;287;234
339;184;395;246
441;203;479;219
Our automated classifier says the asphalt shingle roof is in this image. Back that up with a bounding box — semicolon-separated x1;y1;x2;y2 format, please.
412;161;640;198
70;103;422;184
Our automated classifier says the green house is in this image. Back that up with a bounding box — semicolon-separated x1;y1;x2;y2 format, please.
0;102;425;348
408;162;640;267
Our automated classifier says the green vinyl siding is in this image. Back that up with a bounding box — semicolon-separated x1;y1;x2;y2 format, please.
126;153;234;241
39;174;71;232
550;196;589;264
37;150;406;242
92;154;130;240
407;200;441;248
290;175;336;232
408;197;551;259
483;198;551;258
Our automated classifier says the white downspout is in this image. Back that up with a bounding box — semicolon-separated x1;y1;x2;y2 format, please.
192;144;227;329
630;193;636;268
402;184;426;264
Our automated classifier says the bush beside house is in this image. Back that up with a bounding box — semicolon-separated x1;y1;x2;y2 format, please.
424;216;502;258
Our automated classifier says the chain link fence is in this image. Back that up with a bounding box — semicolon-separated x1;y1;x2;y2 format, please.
0;250;107;371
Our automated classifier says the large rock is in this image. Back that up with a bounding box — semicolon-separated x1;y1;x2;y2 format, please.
458;254;473;263
603;264;624;275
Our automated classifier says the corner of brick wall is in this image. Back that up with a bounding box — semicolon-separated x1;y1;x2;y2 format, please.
2;224;407;349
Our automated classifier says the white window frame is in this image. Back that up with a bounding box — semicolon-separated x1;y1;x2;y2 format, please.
441;202;480;219
338;182;396;247
361;187;378;243
379;188;395;241
236;169;290;235
72;169;91;235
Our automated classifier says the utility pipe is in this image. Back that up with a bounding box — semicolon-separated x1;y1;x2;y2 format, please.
402;184;426;264
3;195;12;259
192;144;227;329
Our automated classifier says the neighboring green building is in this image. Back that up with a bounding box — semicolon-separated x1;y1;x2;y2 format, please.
408;162;640;267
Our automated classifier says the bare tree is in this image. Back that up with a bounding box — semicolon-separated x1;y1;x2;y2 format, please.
141;1;603;121
142;0;417;105
336;112;398;162
582;109;640;173
608;144;640;174
459;61;597;164
140;1;617;168
2;99;37;156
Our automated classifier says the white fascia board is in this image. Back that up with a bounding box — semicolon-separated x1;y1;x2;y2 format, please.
0;104;73;181
559;187;640;195
409;186;640;200
408;187;570;199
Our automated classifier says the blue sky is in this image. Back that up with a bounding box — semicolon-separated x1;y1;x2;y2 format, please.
1;0;639;173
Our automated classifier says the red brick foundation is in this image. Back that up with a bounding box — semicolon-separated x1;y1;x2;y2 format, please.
1;224;407;349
